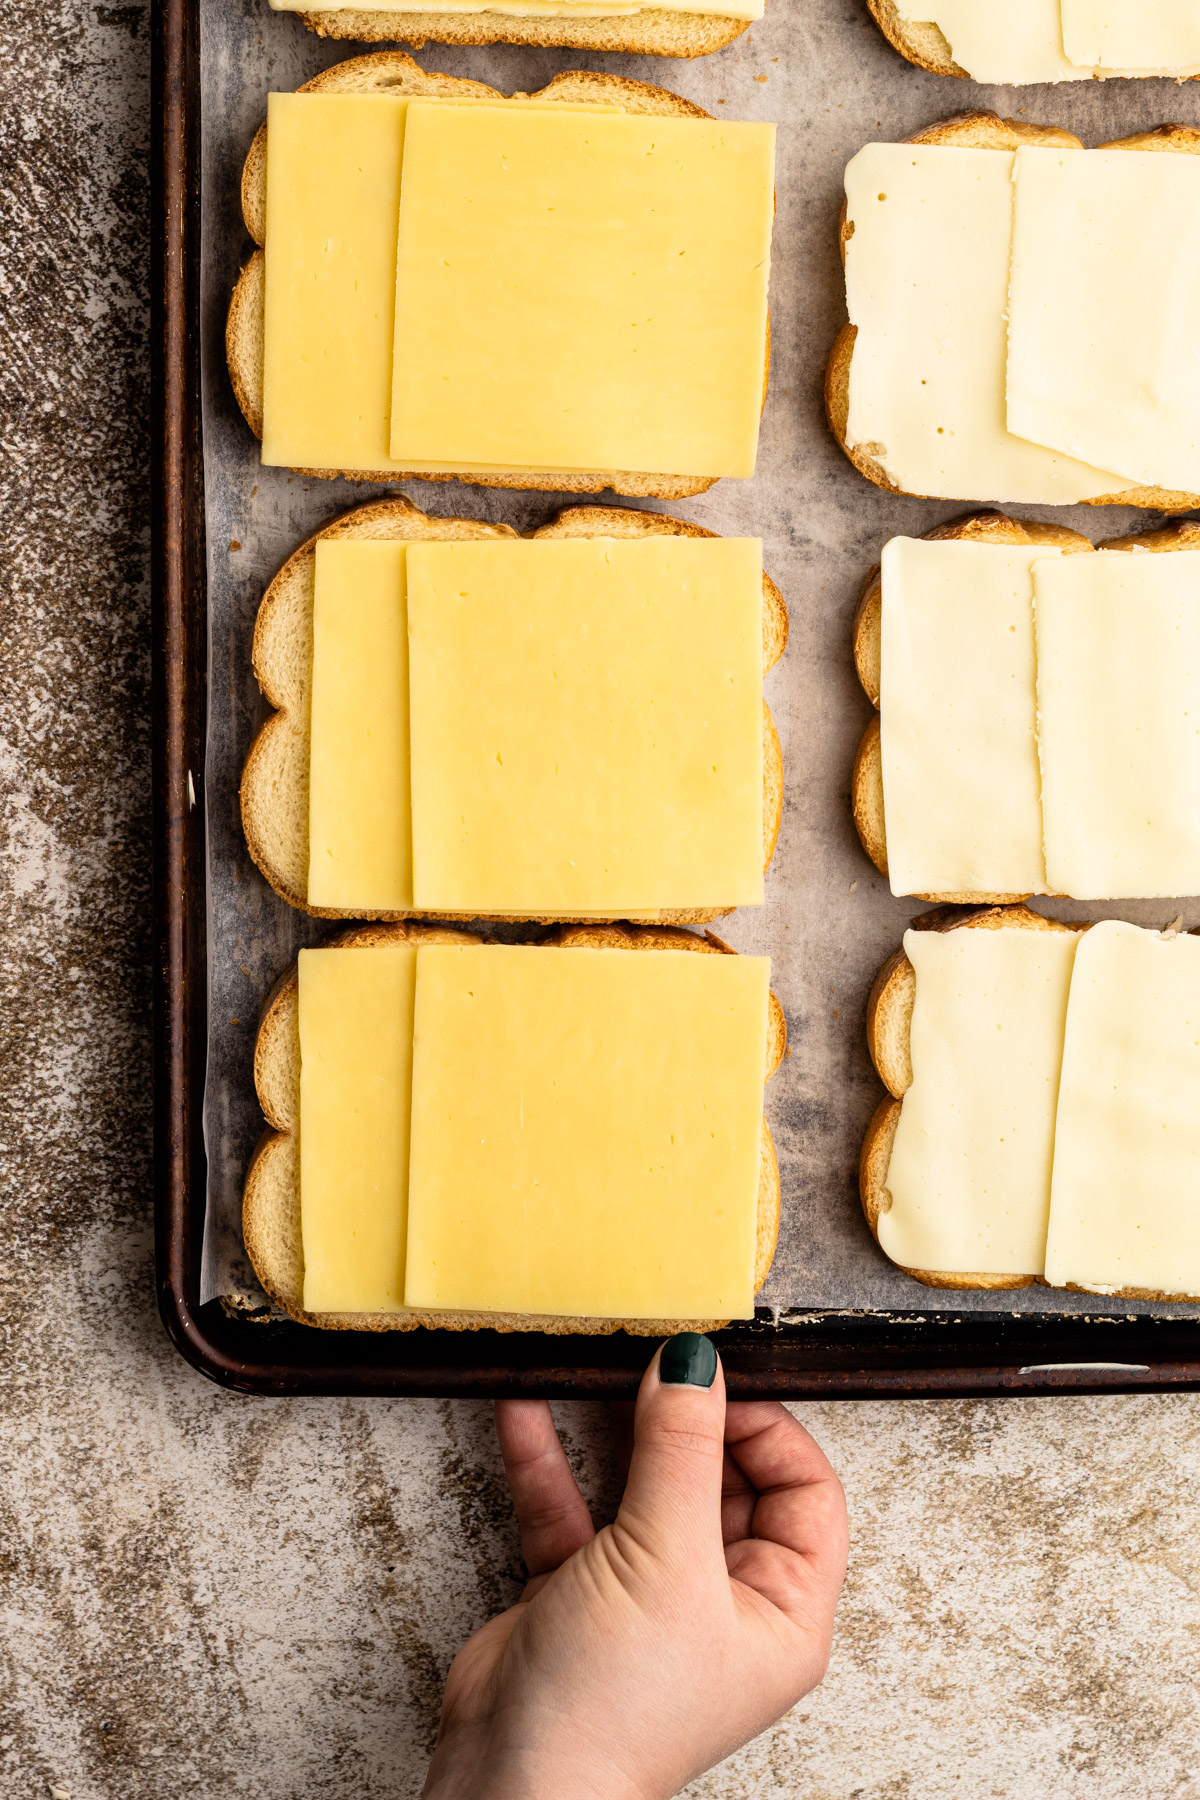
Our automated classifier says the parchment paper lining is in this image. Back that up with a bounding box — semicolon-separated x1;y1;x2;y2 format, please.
198;0;1200;1316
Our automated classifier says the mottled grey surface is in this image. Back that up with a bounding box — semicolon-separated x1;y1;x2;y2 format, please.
4;0;1200;1794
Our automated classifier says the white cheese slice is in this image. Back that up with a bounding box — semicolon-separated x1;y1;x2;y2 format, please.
893;0;1085;83
842;145;1129;504
881;924;1080;1276
1044;921;1200;1297
1007;146;1200;495
1061;0;1200;69
1034;549;1200;900
879;537;1053;898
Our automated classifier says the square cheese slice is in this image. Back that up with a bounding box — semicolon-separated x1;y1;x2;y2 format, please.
260;92;611;474
1034;549;1200;900
1062;0;1200;68
894;0;1084;83
879;537;1055;898
1008;146;1200;494
881;924;1080;1278
308;539;413;912
842;145;1127;505
298;945;417;1313
405;536;765;914
389;104;775;479
404;945;769;1319
1044;921;1200;1297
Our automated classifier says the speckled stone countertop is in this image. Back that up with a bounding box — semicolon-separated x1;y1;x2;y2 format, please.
3;3;1200;1795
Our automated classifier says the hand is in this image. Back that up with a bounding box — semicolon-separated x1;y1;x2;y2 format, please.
423;1334;849;1800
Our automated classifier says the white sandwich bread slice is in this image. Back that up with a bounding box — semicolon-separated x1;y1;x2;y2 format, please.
239;495;787;925
867;0;1200;83
226;53;772;500
242;921;786;1335
849;511;1200;900
861;904;1083;1292
863;907;1200;1301
825;112;1200;513
273;0;756;59
851;509;1092;905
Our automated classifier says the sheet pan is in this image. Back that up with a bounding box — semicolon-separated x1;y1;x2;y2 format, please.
153;0;1200;1394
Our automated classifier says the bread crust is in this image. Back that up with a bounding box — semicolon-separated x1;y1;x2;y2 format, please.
825;112;1200;512
243;921;784;1334
860;904;1082;1292
240;495;788;924
227;52;769;500
290;4;749;56
850;509;1092;905
864;0;965;77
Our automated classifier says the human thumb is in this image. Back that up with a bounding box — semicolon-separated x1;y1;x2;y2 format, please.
617;1333;727;1559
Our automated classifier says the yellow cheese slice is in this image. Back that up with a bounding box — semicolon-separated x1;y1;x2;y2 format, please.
262;93;411;474
879;537;1053;898
308;540;413;912
405;536;764;914
298;945;417;1312
1062;0;1200;68
1044;921;1200;1296
881;925;1080;1277
404;945;769;1319
261;93;623;476
389;104;775;480
1033;549;1200;900
842;145;1128;504
894;0;1086;82
1007;147;1200;494
272;0;762;15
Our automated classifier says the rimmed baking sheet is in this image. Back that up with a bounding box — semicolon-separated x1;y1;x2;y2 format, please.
189;0;1200;1345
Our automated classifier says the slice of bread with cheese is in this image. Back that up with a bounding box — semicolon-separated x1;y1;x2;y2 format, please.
852;512;1200;903
226;53;774;499
825;113;1200;512
863;907;1200;1301
851;509;1091;905
867;0;1200;84
861;903;1085;1291
240;495;787;924
272;0;755;58
243;921;785;1335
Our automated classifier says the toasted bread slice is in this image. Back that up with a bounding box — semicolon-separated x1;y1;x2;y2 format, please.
824;112;1200;513
850;512;1200;901
849;509;1090;904
243;920;785;1335
864;0;964;75
240;495;787;925
289;4;751;57
227;53;769;500
860;902;1082;1291
866;5;1200;83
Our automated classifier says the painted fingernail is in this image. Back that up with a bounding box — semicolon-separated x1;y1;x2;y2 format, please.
659;1332;717;1389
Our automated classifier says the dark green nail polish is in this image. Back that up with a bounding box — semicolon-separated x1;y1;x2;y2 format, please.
659;1332;717;1389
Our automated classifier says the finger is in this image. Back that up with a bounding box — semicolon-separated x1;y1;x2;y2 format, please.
723;1396;845;1540
617;1333;727;1560
724;1402;846;1564
721;1445;756;1546
609;1401;636;1487
494;1399;595;1578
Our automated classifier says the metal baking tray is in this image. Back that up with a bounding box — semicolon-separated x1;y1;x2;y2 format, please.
153;0;1200;1397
